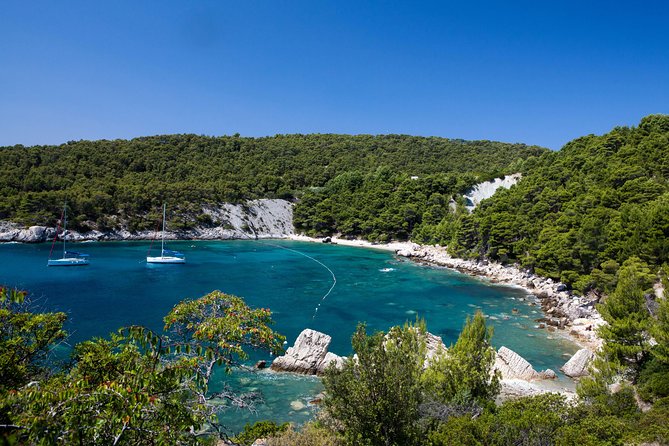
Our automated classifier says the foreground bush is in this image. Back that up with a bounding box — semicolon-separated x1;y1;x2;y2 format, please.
266;422;343;446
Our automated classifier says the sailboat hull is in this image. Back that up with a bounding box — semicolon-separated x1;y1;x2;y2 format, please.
146;256;186;264
47;258;90;266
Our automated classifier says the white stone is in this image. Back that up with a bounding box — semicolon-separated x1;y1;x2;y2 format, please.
494;346;541;381
560;348;595;378
463;173;522;212
0;199;295;242
270;329;344;376
290;400;306;411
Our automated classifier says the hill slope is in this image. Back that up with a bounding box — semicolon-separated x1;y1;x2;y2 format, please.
0;134;544;231
441;114;669;291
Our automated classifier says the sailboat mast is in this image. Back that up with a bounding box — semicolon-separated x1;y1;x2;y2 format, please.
63;203;67;258
161;203;166;256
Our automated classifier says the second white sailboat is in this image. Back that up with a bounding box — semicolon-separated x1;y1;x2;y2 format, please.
146;203;185;264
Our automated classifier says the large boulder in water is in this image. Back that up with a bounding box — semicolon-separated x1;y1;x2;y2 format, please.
560;348;595;378
494;346;555;381
271;329;344;376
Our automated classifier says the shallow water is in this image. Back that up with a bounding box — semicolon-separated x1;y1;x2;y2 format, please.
0;240;578;432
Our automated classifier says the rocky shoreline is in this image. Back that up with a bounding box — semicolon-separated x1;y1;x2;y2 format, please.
395;244;604;350
270;328;584;400
0;199;294;243
1;205;603;352
290;235;604;352
1;218;605;352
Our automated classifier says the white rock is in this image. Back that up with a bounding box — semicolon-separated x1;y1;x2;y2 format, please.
270;329;344;376
290;400;306;411
495;346;541;381
498;378;576;401
463;174;522;212
424;331;447;363
1;199;295;243
560;348;595;378
494;347;556;382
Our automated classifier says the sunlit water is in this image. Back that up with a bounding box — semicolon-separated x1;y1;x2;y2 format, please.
0;240;578;433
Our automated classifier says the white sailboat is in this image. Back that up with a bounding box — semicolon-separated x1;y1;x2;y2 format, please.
146;203;185;264
47;203;90;267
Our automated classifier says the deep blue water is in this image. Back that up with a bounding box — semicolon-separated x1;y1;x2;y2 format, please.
0;240;578;432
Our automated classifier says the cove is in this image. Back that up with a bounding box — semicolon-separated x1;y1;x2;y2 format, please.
0;240;579;432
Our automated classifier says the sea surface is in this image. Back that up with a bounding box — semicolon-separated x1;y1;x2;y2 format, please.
0;240;578;432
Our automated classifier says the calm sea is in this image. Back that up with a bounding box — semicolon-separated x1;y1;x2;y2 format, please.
0;240;578;432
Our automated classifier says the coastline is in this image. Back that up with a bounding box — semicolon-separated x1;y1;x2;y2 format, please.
289;234;603;352
1;212;602;353
2;229;595;395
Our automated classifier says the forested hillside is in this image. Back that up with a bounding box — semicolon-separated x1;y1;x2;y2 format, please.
0;134;542;231
422;114;669;292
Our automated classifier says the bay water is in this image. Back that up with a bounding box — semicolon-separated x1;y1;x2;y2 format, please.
0;240;578;432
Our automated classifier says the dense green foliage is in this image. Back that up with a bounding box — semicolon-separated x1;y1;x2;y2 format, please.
423;114;669;291
596;257;654;375
294;168;476;241
323;321;427;446
231;420;290;446
310;301;669;446
295;116;669;291
0;134;543;231
0;290;284;444
578;258;669;411
322;316;500;446
0;288;66;394
422;311;499;407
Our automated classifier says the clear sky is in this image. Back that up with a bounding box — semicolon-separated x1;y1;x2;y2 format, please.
1;1;668;150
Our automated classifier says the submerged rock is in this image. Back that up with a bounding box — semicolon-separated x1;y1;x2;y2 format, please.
254;360;267;370
270;329;344;376
560;348;595;378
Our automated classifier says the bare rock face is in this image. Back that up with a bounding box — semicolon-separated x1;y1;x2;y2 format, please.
494;346;554;381
495;346;540;380
13;226;49;243
560;348;595;378
539;369;557;380
1;199;295;243
498;379;576;402
424;331;447;363
270;329;344;376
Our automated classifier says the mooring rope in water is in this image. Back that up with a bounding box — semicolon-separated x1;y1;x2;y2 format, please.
256;240;337;320
238;225;337;320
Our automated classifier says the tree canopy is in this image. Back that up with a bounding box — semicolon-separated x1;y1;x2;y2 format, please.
0;134;543;232
0;289;284;445
415;114;669;291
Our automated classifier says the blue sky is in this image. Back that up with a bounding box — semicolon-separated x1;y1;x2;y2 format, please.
1;1;667;150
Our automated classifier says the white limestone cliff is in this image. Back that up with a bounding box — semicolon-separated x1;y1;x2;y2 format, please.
0;199;294;243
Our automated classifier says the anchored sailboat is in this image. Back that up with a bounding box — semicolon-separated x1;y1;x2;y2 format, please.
47;203;90;267
146;204;185;264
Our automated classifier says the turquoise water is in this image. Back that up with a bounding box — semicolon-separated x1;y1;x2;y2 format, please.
0;240;578;432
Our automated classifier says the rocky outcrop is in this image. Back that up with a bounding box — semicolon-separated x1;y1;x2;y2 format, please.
270;329;344;376
463;173;521;212
494;346;555;381
499;379;576;402
0;223;57;243
560;348;595;378
0;199;294;243
424;331;447;364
